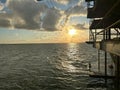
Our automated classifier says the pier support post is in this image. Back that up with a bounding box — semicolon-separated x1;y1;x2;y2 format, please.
105;51;107;85
116;56;120;89
108;28;111;40
98;50;100;72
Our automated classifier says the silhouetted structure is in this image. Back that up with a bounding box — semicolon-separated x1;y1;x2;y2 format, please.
85;0;120;89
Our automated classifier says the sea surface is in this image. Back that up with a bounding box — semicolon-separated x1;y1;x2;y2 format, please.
0;43;114;90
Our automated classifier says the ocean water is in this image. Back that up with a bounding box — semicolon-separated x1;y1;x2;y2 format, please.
0;43;114;90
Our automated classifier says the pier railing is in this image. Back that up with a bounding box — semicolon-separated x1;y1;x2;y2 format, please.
85;0;120;88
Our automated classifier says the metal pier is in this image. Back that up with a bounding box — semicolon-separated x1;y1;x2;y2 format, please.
85;0;120;89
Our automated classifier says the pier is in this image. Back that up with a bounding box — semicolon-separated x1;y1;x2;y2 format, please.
85;0;120;89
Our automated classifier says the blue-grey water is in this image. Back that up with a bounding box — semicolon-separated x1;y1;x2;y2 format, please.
0;43;114;90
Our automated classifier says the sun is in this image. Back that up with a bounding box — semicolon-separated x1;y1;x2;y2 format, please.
68;29;76;36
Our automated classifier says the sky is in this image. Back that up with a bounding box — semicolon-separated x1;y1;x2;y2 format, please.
0;0;89;44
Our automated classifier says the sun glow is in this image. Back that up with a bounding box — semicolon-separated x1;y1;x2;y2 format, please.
68;29;76;36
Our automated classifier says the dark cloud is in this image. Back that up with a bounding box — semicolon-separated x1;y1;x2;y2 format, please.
8;0;43;30
0;12;13;28
73;23;88;30
0;18;10;27
42;8;61;31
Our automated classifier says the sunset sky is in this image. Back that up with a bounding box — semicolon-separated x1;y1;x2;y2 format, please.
0;0;89;44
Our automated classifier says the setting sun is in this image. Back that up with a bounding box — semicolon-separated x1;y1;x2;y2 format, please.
68;29;76;36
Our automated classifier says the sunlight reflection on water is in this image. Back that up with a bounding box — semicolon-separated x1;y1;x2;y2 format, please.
61;61;76;73
67;43;79;59
61;43;80;73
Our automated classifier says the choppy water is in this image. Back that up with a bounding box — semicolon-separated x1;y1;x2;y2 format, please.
0;43;114;90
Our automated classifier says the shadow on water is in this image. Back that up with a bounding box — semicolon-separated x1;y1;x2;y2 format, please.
86;76;120;90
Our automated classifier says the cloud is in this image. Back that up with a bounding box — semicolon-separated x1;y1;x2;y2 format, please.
58;0;87;28
56;0;78;5
66;5;87;16
0;0;87;31
73;23;88;30
0;0;49;30
8;0;44;30
0;18;10;27
42;8;61;31
0;2;4;10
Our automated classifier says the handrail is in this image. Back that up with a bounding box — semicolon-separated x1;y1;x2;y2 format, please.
96;19;120;35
